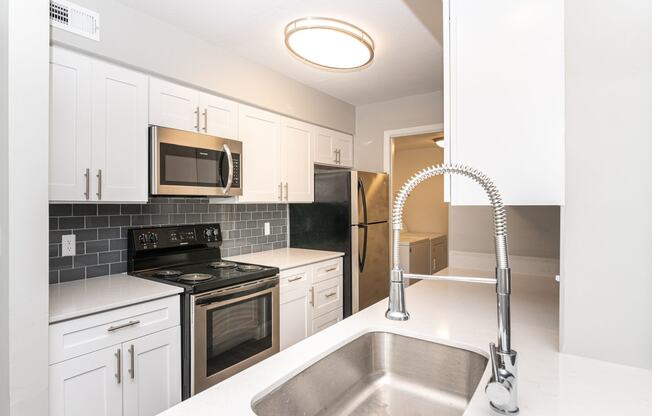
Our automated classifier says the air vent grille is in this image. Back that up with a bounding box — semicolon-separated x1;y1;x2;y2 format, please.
49;0;100;41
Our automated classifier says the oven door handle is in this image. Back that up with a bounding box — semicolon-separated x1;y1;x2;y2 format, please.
222;143;233;195
195;279;278;310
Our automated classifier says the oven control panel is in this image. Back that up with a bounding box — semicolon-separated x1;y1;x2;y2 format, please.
129;223;223;251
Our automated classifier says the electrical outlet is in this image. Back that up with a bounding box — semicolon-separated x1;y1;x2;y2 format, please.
264;222;271;236
62;234;76;256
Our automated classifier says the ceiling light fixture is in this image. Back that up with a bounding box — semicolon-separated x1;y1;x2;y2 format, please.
432;137;445;148
284;17;375;71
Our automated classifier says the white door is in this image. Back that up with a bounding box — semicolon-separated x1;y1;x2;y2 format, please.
49;47;92;201
49;346;123;416
91;60;148;202
445;0;564;205
280;268;312;350
122;327;181;416
199;92;238;139
314;127;336;165
334;133;353;168
149;77;199;132
238;104;282;202
280;117;314;202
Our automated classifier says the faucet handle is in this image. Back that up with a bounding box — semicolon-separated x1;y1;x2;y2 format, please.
486;342;519;414
489;342;500;381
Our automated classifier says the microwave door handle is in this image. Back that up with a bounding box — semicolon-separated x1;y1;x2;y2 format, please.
222;143;233;194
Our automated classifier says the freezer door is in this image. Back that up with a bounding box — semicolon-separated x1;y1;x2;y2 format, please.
357;222;390;311
355;171;389;225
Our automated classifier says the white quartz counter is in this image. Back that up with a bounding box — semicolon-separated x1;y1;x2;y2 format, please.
160;268;652;416
225;247;344;271
49;274;183;323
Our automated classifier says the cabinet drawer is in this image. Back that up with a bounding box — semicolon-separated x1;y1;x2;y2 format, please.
312;276;342;318
312;308;342;335
280;266;310;294
313;258;342;284
49;295;180;365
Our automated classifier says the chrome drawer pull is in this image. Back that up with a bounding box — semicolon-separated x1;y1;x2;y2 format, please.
325;292;337;298
287;276;303;283
107;320;140;332
324;267;337;272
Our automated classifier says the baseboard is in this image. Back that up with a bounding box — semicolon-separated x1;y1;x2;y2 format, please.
448;250;559;277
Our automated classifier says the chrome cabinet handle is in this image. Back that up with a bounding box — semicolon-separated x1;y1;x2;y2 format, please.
222;143;233;194
325;267;337;272
96;169;102;200
284;182;289;201
84;168;90;200
115;348;122;383
309;287;315;306
287;276;302;283
202;108;208;132
128;344;135;379
333;149;338;163
325;291;337;298
194;106;200;131
278;182;283;201
107;320;140;332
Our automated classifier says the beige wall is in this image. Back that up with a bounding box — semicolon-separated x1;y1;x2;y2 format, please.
561;0;652;369
355;91;444;172
392;144;447;234
51;0;355;133
450;206;560;259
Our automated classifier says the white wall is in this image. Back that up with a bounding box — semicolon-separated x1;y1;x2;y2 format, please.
0;0;50;414
51;0;355;133
355;91;444;172
561;0;652;369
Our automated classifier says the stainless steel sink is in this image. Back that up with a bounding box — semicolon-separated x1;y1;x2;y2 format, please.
252;332;488;416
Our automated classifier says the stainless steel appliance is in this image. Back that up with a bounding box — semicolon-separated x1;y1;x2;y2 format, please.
127;224;279;399
150;126;242;197
289;171;390;317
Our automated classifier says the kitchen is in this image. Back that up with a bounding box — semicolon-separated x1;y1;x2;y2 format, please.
2;1;652;416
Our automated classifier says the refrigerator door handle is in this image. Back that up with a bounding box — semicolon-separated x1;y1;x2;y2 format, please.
358;178;369;272
358;178;369;225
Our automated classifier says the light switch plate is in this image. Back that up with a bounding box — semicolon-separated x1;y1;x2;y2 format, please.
62;234;76;256
264;222;271;236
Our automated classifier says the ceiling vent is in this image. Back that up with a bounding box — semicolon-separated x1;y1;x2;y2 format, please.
50;0;100;41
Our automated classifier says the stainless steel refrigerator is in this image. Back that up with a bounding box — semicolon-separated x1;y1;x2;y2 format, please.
289;171;390;317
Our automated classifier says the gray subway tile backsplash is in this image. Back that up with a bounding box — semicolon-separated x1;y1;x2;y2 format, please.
48;197;288;284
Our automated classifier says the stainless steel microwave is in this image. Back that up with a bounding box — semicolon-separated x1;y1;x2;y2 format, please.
150;126;242;197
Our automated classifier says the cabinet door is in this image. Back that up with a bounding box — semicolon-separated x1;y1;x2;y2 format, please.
49;47;92;201
279;268;312;350
314;127;336;165
238;104;282;202
91;61;148;202
445;0;564;205
199;92;238;139
149;77;199;132
280;117;314;203
334;133;353;168
312;308;343;335
123;327;181;416
49;346;123;416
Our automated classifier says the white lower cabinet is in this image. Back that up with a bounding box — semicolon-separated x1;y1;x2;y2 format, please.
49;297;181;416
279;258;343;350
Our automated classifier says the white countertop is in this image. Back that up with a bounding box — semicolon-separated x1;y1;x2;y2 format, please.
160;267;652;416
225;248;344;271
49;274;183;323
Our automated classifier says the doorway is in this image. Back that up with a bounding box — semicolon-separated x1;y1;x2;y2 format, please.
387;127;449;276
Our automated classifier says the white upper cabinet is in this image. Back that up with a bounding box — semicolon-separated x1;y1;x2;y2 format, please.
314;127;353;168
148;77;199;132
91;60;148;202
444;0;564;205
49;47;148;202
280;117;314;203
49;47;92;201
198;92;238;139
238;104;282;202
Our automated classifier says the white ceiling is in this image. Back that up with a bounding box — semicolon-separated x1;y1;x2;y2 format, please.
115;0;442;105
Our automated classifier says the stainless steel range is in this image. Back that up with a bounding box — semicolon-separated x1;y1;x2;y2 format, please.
127;223;279;399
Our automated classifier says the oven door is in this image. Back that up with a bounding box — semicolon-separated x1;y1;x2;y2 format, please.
151;126;242;196
192;276;279;394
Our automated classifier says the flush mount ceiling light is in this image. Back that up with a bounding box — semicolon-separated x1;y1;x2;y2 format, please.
284;17;375;71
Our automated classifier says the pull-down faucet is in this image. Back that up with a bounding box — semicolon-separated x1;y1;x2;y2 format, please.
386;163;519;415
